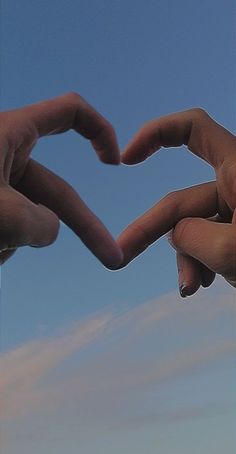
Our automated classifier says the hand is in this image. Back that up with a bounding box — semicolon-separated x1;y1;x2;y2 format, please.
118;108;236;295
0;92;123;269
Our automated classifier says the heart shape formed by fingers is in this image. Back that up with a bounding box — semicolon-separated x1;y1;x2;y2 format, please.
1;95;236;294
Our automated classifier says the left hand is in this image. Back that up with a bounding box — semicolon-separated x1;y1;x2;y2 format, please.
0;93;123;269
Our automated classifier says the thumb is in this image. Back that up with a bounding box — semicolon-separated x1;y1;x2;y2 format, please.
28;203;60;248
0;186;60;254
170;217;236;288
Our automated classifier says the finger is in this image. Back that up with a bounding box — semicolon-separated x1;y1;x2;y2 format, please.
172;216;219;297
117;181;217;267
17;92;120;165
171;214;220;297
176;252;202;297
0;186;60;251
200;264;216;288
122;108;236;168
175;251;215;298
171;217;236;287
14;159;124;270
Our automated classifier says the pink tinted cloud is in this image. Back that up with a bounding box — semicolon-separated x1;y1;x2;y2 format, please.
1;277;235;422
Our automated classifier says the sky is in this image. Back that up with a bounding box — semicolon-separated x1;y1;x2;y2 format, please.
0;1;235;453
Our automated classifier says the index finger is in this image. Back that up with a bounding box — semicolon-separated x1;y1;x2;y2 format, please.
122;109;236;169
15;158;124;270
117;181;218;267
16;92;121;165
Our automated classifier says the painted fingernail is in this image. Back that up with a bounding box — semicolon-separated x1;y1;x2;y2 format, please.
179;284;188;298
178;270;189;298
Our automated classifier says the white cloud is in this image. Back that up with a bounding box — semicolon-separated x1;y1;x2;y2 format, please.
0;312;112;420
0;277;235;424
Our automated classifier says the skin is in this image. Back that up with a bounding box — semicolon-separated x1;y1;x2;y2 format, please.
0;98;235;296
117;108;236;296
0;92;123;269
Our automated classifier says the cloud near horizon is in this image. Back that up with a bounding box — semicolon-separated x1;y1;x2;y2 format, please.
1;277;235;426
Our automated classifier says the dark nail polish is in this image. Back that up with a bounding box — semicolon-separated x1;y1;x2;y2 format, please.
179;284;188;298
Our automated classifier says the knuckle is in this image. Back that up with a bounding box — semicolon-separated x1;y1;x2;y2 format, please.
93;118;115;144
173;217;199;243
188;107;208;120
162;190;181;213
63;92;115;140
0;108;38;149
63;91;80;102
164;190;178;202
62;91;85;111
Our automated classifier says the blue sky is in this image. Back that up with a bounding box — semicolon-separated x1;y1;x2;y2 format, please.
0;1;235;453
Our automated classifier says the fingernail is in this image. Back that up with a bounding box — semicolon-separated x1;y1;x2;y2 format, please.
178;270;188;298
179;284;188;298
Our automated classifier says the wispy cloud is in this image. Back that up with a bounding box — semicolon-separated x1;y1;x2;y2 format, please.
108;401;236;432
0;312;112;420
1;278;235;424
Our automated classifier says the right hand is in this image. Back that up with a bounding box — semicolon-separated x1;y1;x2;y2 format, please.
118;108;236;295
